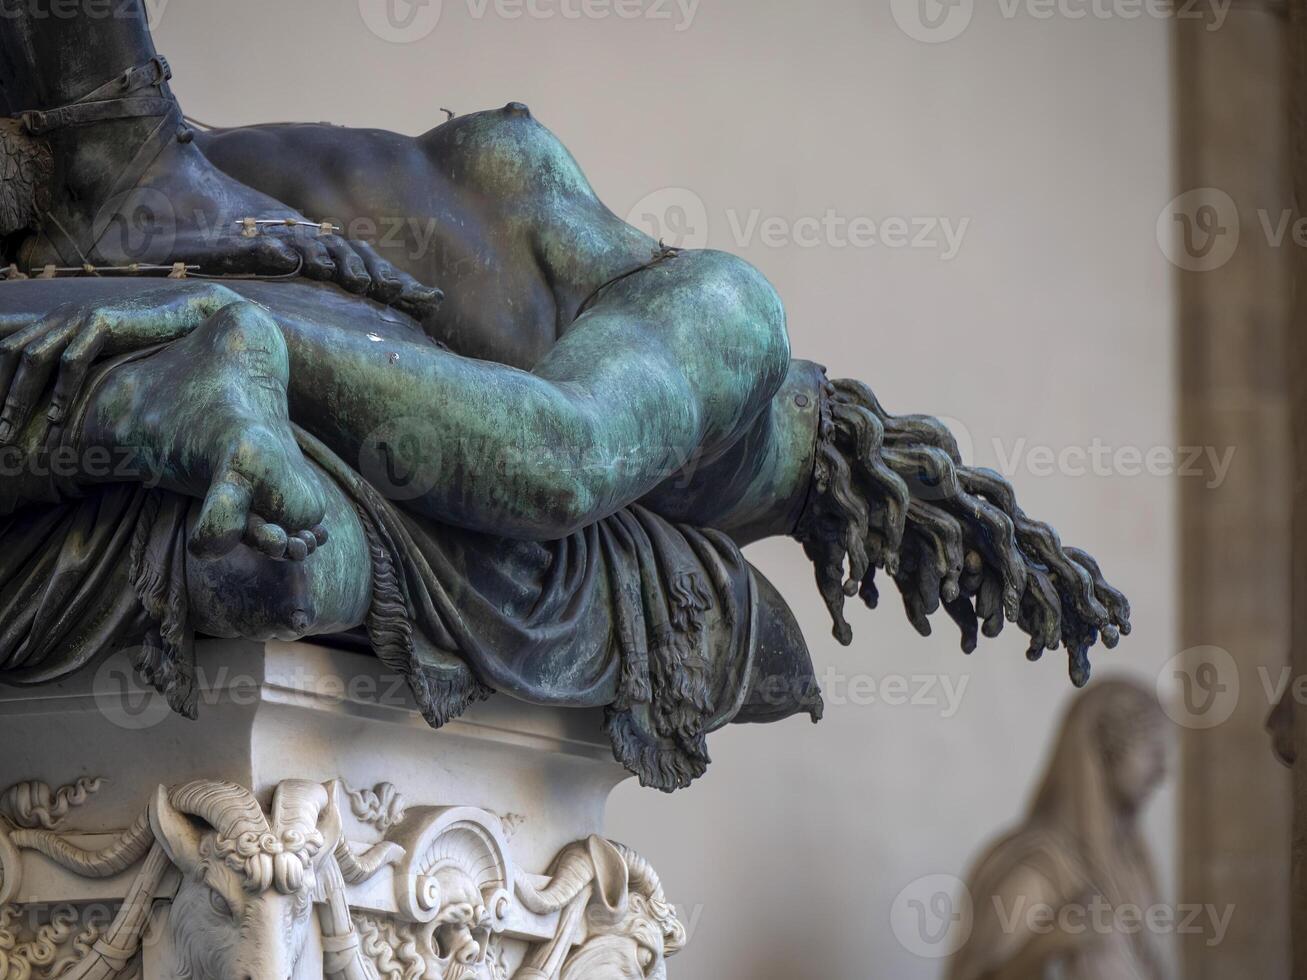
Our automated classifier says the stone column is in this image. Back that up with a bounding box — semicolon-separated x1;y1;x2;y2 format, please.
1289;4;1307;976
1174;3;1294;978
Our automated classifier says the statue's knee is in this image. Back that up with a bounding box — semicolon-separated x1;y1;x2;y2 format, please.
202;300;287;364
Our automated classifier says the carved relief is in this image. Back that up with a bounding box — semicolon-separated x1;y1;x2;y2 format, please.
0;780;683;980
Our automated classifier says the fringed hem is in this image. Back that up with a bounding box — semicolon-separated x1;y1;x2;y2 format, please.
605;708;710;794
408;666;494;730
127;490;197;717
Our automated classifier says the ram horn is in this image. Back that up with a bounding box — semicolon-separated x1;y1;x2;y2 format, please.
517;836;628;916
268;781;337;894
8;810;155;878
152;781;271;886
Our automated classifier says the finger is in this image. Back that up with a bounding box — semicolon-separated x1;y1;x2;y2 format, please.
350;240;405;305
321;236;371;294
0;319;78;443
0;316;65;428
47;319;109;430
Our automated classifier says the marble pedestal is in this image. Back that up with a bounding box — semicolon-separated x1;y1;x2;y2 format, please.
0;641;685;980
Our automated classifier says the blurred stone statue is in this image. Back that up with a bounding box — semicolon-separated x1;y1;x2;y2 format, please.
948;679;1171;980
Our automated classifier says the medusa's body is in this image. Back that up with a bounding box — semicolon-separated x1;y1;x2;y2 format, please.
0;85;1130;787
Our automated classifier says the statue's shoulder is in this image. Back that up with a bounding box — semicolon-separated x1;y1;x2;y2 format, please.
420;104;595;201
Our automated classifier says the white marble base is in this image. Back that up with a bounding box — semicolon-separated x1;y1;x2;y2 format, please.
0;641;684;979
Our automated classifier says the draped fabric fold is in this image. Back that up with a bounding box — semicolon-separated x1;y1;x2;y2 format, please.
0;429;819;792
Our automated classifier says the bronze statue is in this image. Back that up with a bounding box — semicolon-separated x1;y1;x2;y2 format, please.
0;2;1130;790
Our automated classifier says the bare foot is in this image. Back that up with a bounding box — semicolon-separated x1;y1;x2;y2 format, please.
82;298;330;560
19;111;442;318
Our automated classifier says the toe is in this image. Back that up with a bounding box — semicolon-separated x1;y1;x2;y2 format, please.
299;238;336;281
246;514;289;559
286;535;309;561
190;475;254;558
396;284;445;320
323;238;372;294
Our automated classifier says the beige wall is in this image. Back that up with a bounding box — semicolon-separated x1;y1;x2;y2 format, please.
159;2;1178;977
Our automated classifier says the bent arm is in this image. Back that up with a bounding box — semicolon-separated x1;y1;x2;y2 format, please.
639;358;824;545
276;247;790;540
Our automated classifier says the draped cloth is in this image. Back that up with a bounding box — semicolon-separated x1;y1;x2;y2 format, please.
0;428;819;792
